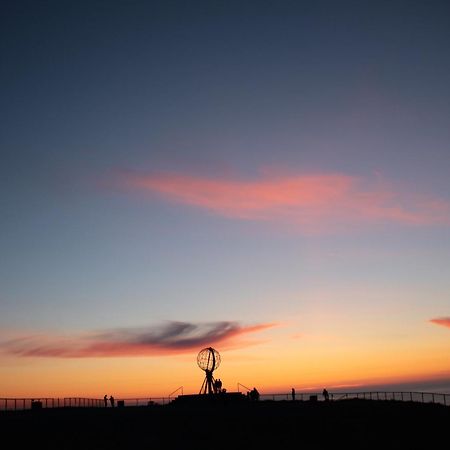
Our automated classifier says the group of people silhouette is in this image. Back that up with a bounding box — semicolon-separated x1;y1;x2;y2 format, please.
103;394;115;407
214;378;223;393
247;387;260;401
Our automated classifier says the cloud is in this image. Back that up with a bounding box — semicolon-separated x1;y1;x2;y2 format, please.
119;170;450;232
429;317;450;329
1;321;276;358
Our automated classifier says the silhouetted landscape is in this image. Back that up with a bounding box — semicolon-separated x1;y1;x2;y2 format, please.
2;398;449;449
2;4;450;449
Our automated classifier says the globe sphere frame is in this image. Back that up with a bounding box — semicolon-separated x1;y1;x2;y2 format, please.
197;347;221;395
197;347;221;372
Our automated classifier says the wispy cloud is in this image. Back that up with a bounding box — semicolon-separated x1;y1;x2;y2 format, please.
430;317;450;329
118;170;450;232
1;321;275;358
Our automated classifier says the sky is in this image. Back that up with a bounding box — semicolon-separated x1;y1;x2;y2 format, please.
1;0;450;398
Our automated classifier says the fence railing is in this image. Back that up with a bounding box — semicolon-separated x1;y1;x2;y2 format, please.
168;386;184;401
118;397;171;406
63;398;104;408
258;391;449;406
1;390;448;411
237;382;252;392
0;397;103;411
0;396;173;411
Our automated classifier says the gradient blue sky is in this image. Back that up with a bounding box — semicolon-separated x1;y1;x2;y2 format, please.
1;1;450;396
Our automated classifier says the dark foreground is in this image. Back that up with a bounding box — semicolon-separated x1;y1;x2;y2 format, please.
1;399;449;449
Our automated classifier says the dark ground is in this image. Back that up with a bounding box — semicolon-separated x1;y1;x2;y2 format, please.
1;399;449;449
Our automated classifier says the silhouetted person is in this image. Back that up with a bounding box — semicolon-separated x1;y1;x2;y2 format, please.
251;387;260;401
109;395;115;407
322;388;329;401
104;395;108;407
291;387;296;401
215;378;223;393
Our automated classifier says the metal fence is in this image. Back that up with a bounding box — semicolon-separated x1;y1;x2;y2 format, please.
1;391;448;411
0;396;170;411
258;391;449;405
116;397;171;407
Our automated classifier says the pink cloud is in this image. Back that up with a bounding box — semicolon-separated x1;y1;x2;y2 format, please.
1;321;276;358
119;170;450;232
430;317;450;329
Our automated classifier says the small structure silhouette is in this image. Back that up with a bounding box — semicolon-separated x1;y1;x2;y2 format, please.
322;388;329;401
291;387;296;401
109;395;115;407
31;399;42;410
104;394;108;407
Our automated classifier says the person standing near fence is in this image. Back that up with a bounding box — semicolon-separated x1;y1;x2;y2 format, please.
109;395;115;407
104;394;108;407
291;388;296;401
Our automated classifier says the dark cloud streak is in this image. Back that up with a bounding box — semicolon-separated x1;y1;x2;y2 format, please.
1;321;275;358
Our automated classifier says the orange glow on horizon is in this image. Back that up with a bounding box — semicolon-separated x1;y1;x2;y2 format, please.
2;307;449;398
1;337;449;398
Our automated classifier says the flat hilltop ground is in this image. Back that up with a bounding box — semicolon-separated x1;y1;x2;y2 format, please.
1;399;449;449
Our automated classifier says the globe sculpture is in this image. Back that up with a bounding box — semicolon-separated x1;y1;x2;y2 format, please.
197;347;221;394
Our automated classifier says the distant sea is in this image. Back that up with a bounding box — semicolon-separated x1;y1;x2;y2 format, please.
350;380;450;395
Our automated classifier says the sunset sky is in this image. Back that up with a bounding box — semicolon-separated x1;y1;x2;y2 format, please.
1;0;450;398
